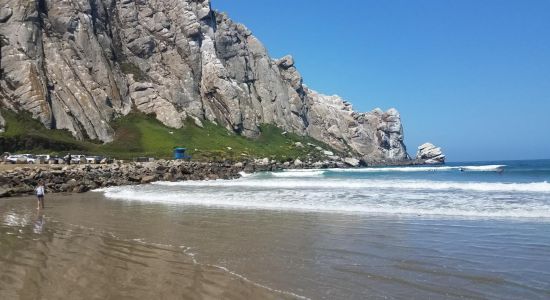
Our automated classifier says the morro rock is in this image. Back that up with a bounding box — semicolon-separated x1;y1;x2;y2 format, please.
416;143;445;164
0;0;409;162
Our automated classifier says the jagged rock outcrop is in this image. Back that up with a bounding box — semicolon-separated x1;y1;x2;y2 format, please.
0;0;408;161
0;111;4;133
416;143;445;164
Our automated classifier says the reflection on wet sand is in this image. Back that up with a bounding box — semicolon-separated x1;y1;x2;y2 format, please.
0;203;296;300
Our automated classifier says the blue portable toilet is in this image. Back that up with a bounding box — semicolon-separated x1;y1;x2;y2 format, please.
173;147;187;159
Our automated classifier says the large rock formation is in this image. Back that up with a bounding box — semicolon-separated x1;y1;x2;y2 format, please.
0;0;408;161
416;143;445;164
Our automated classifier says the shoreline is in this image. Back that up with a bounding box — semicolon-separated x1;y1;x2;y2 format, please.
0;193;303;300
0;158;428;198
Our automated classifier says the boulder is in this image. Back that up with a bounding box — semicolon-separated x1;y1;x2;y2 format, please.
0;6;12;22
294;159;303;167
328;155;341;161
312;161;325;168
66;179;78;188
141;175;158;184
416;143;445;164
255;158;269;166
343;157;361;167
0;188;12;197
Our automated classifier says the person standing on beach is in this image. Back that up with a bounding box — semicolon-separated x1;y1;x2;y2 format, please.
35;181;45;210
67;153;72;165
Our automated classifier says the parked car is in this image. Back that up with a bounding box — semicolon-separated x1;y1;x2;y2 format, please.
6;154;36;164
64;154;86;164
23;154;37;164
85;156;103;164
6;154;24;163
36;154;50;160
45;156;61;164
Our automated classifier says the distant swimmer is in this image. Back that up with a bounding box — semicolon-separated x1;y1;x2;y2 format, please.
459;167;465;172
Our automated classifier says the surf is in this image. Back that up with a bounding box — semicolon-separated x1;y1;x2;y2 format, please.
150;178;550;193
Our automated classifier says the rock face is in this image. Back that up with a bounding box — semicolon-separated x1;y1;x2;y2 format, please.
0;0;408;161
0;112;4;133
416;143;445;164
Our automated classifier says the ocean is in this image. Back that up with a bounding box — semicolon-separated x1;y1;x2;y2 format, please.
101;159;550;219
1;159;550;299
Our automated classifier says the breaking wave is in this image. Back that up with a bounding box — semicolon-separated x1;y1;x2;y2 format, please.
327;165;506;173
256;165;508;177
152;179;550;193
269;170;325;177
95;161;550;220
97;182;550;219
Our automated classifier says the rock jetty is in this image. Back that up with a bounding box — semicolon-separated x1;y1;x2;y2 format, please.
0;157;385;198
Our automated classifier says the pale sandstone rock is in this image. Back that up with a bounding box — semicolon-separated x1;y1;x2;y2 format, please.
416;143;445;164
344;157;361;167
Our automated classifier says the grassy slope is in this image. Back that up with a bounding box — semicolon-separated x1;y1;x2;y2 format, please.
0;110;339;161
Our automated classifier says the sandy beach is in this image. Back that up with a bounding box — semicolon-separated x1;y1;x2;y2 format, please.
0;193;299;300
2;175;550;300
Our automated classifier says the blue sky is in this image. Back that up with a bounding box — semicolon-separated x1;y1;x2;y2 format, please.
213;0;550;162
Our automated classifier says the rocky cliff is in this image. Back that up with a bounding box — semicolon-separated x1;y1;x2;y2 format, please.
0;0;409;161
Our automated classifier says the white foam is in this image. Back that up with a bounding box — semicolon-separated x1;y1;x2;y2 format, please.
97;185;550;219
152;178;550;193
238;171;253;178
460;165;506;171
327;164;507;173
270;170;325;177
329;166;456;172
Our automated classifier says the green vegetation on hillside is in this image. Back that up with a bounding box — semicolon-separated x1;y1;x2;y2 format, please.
120;62;148;82
0;110;89;152
0;110;338;161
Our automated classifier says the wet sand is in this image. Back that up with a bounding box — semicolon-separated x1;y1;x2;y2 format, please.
2;192;550;299
0;194;297;300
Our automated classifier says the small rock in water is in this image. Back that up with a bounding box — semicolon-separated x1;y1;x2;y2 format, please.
416;143;445;164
